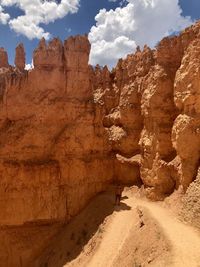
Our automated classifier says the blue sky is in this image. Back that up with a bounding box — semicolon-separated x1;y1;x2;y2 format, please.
0;0;199;68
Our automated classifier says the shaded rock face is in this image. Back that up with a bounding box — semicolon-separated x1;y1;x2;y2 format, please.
0;35;113;225
0;22;200;225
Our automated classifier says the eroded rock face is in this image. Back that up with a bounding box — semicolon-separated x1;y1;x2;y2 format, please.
172;37;200;190
92;21;200;200
0;21;200;226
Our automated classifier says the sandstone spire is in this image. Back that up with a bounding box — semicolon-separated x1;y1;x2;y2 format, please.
15;43;26;71
64;35;91;71
33;37;63;69
0;47;9;68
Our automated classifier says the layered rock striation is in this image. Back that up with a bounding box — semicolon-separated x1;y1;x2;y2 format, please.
0;22;200;225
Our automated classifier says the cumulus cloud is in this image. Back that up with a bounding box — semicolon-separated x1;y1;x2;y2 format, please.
0;0;80;39
25;60;34;70
0;5;10;24
89;0;193;68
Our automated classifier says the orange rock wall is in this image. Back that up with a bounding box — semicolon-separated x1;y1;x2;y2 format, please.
0;35;113;225
94;22;200;200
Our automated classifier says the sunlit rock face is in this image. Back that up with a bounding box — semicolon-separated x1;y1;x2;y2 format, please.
92;21;200;200
0;21;200;225
172;37;200;191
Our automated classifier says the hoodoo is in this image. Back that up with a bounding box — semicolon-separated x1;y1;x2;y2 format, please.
0;47;9;68
15;43;26;71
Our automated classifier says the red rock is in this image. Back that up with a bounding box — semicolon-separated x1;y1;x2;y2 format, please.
33;37;63;69
15;43;25;71
0;47;9;68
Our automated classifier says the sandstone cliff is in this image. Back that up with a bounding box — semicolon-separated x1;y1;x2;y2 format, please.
0;35;113;226
0;22;200;228
93;21;200;200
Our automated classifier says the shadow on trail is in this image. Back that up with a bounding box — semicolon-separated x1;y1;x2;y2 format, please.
31;192;131;267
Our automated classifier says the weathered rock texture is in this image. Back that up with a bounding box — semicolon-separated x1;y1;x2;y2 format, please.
180;167;200;229
0;22;200;227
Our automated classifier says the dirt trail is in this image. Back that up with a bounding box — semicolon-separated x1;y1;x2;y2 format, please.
136;199;200;267
85;203;136;267
67;194;200;267
30;190;200;267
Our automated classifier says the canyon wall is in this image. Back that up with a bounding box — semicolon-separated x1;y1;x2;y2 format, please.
0;36;114;225
0;21;200;226
94;21;200;200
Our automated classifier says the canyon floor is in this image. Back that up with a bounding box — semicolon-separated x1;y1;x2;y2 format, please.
2;187;199;267
62;189;200;267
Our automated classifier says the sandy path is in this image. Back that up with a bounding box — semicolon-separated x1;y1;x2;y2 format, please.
137;199;200;267
34;191;200;267
85;196;200;267
86;205;136;267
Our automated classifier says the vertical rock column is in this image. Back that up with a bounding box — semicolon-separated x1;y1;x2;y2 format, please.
140;65;177;199
55;35;114;218
64;35;91;99
173;38;200;190
0;48;9;68
33;38;64;69
139;37;182;200
15;43;25;71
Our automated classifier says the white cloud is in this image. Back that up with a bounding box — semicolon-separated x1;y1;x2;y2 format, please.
89;0;193;68
25;60;34;70
90;36;136;67
0;0;80;39
0;5;10;24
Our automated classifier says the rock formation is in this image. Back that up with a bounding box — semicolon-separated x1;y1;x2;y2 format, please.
0;21;200;228
0;47;9;68
0;35;114;226
15;43;25;71
93;21;200;200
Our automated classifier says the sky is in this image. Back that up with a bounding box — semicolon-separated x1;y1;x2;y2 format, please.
0;0;199;68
